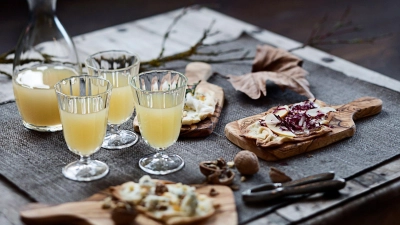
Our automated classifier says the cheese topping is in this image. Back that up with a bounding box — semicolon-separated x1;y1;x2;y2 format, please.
118;175;215;222
182;88;217;125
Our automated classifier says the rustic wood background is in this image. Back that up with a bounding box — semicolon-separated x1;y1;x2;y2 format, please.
1;0;399;81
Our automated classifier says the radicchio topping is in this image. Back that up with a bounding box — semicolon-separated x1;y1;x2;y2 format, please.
262;100;330;135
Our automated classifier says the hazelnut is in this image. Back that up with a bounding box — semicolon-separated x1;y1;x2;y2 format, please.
234;150;259;175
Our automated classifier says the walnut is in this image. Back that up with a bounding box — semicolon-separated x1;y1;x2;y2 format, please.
234;150;259;175
207;169;235;185
155;182;168;196
199;158;227;176
199;158;235;186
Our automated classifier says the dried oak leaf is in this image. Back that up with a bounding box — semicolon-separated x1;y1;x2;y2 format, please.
227;45;314;99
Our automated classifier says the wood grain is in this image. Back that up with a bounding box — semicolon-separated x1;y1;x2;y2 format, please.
20;184;237;225
133;68;225;138
224;97;382;161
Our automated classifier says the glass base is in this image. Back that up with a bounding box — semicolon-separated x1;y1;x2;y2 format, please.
139;153;184;175
62;159;109;181
23;120;62;132
102;130;139;150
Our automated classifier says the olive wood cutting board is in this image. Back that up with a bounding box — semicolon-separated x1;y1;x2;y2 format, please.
224;97;382;161
133;62;224;138
20;184;237;225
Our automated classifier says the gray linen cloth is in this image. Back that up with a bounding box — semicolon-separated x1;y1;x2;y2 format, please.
0;34;399;224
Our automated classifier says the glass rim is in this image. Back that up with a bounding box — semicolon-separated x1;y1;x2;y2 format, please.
129;70;188;94
85;50;140;73
54;75;112;99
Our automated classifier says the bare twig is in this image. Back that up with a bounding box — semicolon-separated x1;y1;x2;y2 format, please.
140;17;253;70
1;8;254;77
195;48;244;56
0;69;12;78
289;7;391;52
157;8;188;59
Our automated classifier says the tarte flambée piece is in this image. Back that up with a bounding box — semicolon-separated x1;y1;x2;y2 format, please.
182;86;217;125
112;176;217;225
241;99;336;148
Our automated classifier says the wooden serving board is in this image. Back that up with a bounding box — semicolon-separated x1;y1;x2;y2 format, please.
224;97;382;161
133;63;224;138
20;184;237;225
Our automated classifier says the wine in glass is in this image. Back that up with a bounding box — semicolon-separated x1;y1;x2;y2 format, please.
130;70;187;175
55;75;112;181
85;50;140;149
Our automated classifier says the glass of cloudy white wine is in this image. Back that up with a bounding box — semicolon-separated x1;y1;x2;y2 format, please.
55;75;111;181
130;70;187;175
85;50;140;150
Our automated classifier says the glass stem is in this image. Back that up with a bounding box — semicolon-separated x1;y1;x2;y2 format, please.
110;124;120;134
153;148;168;164
79;155;90;165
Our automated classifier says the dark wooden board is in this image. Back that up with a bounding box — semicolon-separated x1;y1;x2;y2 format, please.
224;97;382;161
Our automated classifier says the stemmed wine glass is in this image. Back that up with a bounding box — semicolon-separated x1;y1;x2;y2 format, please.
130;70;187;175
55;75;112;181
85;50;140;149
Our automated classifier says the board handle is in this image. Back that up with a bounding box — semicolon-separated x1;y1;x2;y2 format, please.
335;97;382;120
185;62;213;84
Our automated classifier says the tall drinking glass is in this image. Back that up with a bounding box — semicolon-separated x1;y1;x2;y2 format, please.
55;75;111;181
130;70;187;175
85;50;140;149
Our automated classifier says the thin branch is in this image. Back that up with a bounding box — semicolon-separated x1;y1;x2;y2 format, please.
195;48;244;56
339;6;351;24
183;56;253;64
0;69;12;78
0;49;15;59
311;33;392;45
157;8;188;59
141;19;218;69
199;38;239;47
289;8;391;52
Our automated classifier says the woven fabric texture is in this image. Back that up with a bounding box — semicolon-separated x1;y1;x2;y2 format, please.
1;34;399;224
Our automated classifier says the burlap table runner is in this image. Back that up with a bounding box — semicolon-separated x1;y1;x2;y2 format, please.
1;34;399;224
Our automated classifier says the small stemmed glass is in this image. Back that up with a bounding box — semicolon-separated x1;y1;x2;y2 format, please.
85;50;140;149
130;70;187;175
55;75;112;181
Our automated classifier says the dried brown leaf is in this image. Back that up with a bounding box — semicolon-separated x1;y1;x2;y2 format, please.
227;45;314;99
269;167;292;183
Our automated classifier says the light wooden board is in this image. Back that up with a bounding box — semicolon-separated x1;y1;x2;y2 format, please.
224;97;382;161
20;184;236;225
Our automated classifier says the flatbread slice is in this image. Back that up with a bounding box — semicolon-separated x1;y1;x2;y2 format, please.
111;176;217;225
240;99;335;147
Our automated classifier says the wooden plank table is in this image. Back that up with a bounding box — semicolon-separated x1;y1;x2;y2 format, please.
1;7;400;225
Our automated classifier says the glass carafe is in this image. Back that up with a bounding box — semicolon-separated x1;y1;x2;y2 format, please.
12;0;80;132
